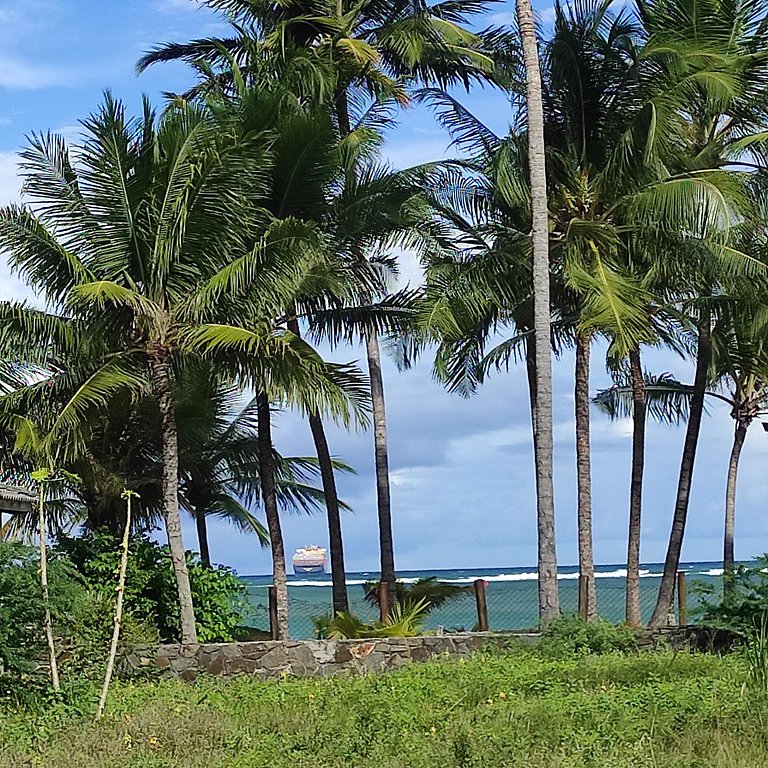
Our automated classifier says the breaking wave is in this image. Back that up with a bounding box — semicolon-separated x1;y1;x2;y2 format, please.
281;568;669;588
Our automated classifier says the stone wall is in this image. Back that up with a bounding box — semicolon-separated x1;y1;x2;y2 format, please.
121;633;535;682
119;626;710;682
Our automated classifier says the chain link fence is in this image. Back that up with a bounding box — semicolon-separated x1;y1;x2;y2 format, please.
242;572;719;640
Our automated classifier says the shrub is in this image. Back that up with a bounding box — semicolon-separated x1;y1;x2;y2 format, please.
0;541;108;705
744;615;768;695
695;556;768;638
314;600;430;639
538;614;637;657
56;532;247;643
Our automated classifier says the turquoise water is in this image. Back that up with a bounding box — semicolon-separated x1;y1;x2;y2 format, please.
240;561;727;639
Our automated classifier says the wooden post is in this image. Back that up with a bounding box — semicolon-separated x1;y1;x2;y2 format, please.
379;580;390;623
474;579;489;632
268;585;279;640
578;574;589;621
677;571;687;626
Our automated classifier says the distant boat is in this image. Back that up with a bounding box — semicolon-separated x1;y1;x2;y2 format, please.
292;545;328;575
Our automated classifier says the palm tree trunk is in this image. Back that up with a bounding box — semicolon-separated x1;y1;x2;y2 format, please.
724;420;747;575
525;334;537;412
516;0;559;622
649;308;712;627
335;88;352;137
626;346;645;626
575;330;596;621
256;390;289;639
287;318;349;614
308;413;349;614
365;330;397;610
195;505;211;568
149;353;197;644
38;483;60;691
333;88;395;611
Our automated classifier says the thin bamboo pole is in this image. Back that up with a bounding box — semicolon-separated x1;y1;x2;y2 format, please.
96;490;136;720
34;469;60;692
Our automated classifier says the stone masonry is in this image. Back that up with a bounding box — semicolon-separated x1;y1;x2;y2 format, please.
121;633;535;681
119;626;705;682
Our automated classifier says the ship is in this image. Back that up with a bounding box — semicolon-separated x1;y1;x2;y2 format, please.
292;545;328;575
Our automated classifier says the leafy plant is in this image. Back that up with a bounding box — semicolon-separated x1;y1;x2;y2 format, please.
318;599;430;639
56;532;247;643
744;615;768;696
362;577;472;614
538;615;637;657
0;541;112;705
695;556;768;638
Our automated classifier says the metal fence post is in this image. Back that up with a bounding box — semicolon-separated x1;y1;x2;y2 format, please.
474;579;489;631
379;581;390;623
268;585;278;640
677;571;687;626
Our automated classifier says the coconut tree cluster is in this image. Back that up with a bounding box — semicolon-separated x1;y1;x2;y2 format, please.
1;0;768;647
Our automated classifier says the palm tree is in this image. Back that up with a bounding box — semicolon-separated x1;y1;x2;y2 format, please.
174;364;349;567
514;0;560;621
0;92;368;641
597;289;768;581
417;0;722;624
714;306;768;575
636;0;768;626
543;0;648;621
0;359;338;573
138;0;510;612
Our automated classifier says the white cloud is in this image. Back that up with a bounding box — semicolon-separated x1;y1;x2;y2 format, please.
156;0;203;12
489;11;516;25
0;56;74;90
0;151;20;205
54;124;84;145
0;1;53;28
0;151;32;302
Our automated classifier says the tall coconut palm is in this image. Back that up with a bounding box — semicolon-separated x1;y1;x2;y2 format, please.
0;92;369;641
596;288;768;583
636;0;768;626
418;0;729;623
514;0;560;621
138;0;510;611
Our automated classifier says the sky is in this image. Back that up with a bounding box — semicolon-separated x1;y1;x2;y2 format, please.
1;0;767;576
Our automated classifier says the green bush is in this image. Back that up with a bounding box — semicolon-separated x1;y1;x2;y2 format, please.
695;556;768;638
0;541;109;705
56;532;247;643
0;542;72;679
538;614;637;657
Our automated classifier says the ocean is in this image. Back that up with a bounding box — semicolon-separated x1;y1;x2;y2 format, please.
240;561;728;639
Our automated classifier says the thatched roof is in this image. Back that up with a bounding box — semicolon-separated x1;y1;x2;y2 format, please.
0;484;36;513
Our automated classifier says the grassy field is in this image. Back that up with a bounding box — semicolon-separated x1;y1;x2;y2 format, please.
1;649;766;767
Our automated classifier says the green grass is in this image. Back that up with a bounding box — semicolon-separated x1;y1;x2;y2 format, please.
2;649;767;767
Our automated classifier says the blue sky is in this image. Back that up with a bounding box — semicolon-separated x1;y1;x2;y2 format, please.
1;0;767;576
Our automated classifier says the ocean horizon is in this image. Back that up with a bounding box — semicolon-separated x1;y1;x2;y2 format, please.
239;560;733;638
